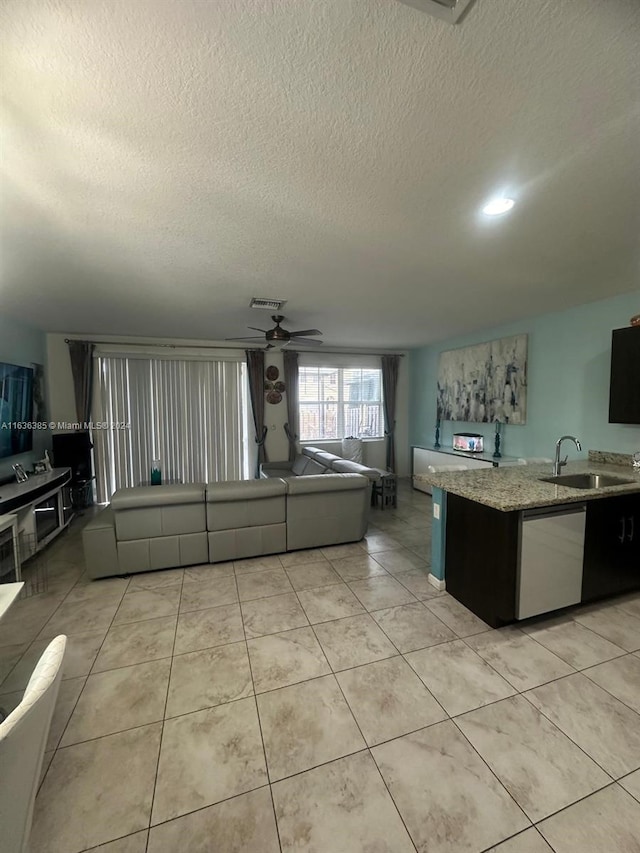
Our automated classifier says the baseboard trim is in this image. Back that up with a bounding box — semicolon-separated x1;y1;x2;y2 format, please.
428;573;446;591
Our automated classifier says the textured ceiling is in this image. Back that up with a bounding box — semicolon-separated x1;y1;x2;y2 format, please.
1;0;639;347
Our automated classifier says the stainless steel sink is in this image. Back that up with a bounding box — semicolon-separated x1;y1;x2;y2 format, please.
539;473;636;489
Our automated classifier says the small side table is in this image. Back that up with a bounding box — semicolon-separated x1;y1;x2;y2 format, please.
371;470;397;510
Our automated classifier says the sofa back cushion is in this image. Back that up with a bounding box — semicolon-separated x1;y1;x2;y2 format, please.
285;474;369;550
111;484;206;541
329;459;380;481
206;478;287;530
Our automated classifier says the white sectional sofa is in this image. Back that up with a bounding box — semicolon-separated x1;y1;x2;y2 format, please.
82;473;370;579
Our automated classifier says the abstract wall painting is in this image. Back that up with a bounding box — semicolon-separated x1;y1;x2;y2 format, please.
436;334;528;424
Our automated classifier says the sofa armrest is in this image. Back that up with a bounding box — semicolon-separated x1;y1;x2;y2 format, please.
82;507;119;579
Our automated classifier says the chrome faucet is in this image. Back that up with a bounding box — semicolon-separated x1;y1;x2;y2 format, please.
553;435;582;476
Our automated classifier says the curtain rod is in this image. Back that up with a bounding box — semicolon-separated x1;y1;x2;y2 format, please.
64;339;404;357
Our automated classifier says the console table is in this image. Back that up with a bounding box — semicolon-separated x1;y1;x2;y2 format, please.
412;446;521;496
0;468;73;573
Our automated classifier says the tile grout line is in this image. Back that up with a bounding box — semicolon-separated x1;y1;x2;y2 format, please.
237;557;284;853
144;568;184;851
279;580;421;852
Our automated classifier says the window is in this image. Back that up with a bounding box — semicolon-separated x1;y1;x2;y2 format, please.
93;355;251;501
298;365;384;441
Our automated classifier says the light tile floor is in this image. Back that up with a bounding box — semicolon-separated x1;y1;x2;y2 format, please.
1;480;640;852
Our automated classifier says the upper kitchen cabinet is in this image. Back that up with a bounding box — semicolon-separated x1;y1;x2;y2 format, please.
609;325;640;424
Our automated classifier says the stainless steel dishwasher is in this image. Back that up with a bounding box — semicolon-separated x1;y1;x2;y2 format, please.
517;503;586;620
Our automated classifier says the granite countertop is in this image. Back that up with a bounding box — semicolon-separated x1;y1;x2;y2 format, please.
414;457;640;512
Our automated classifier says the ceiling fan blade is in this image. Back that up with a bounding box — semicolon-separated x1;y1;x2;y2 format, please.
247;326;268;333
291;337;323;346
224;336;268;341
289;329;322;337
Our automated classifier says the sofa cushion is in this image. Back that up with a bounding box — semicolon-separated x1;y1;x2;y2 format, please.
112;484;207;541
206;479;287;502
330;459;380;481
111;483;205;509
206;478;287;531
286;473;368;494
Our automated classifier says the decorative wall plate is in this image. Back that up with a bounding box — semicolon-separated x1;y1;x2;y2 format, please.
274;380;285;392
266;389;282;404
266;365;279;381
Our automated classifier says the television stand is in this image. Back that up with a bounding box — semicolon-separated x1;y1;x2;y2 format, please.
0;468;74;576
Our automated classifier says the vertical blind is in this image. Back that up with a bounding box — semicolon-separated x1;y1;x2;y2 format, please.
93;355;250;502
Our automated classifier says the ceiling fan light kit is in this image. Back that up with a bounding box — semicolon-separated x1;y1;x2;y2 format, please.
226;315;323;349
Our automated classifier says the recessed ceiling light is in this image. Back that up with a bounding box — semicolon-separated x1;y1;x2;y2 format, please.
482;197;515;216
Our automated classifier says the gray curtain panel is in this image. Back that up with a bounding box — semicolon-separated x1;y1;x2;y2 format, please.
381;354;400;472
282;350;299;462
245;349;268;477
67;340;95;423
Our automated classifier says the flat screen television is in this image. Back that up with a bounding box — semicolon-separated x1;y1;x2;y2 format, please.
0;362;34;459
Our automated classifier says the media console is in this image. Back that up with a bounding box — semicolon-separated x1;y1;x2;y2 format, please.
0;468;74;581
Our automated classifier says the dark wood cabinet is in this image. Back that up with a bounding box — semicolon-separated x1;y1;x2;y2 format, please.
582;494;640;602
609;326;640;424
445;494;520;628
445;491;640;627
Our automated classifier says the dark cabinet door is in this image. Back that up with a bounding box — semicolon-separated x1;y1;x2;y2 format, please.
582;495;640;601
609;326;640;424
445;493;520;628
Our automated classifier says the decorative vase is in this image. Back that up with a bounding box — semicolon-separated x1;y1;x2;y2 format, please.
434;419;441;449
151;459;162;486
493;422;502;458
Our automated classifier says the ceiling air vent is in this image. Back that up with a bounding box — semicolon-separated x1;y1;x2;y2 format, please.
249;297;287;311
395;0;477;24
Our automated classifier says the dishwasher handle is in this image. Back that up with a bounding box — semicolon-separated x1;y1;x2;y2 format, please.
522;503;587;521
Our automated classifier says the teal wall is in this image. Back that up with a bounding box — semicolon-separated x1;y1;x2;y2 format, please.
0;315;48;481
410;291;640;461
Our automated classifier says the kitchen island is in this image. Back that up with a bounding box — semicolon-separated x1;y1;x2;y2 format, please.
416;453;640;628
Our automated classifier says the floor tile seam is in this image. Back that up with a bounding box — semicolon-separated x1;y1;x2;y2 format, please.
456;634;574;694
616;776;640;805
401;652;522;718
140;768;276;842
453;710;617;823
177;593;242;615
528;779;626;831
343;585;421;612
518;688;621;781
523;632;628;672
281;556;333;572
243;653;273;790
264;745;372;788
287;579;346;594
419;600;490;639
50;717;165;757
290;587;353;679
113;606;182;627
363;741;430;853
267;784;285;853
571;612;640;653
477;826;554;853
577;659;640;720
147;777;270;830
238;585;298;604
447;714;535;829
54;580;133;747
522;616;628;663
146;570;184;840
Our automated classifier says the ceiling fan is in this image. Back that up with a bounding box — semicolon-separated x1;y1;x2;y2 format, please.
226;315;323;349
